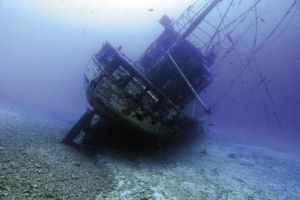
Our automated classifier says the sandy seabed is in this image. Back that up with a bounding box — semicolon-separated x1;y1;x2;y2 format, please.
0;100;299;200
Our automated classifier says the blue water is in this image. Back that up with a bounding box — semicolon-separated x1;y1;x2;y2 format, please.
0;0;300;199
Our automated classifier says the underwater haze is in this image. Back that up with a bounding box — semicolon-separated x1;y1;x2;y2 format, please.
1;0;299;152
0;0;300;199
0;0;196;119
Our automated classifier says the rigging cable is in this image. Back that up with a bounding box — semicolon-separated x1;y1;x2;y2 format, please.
249;64;272;128
208;0;299;59
251;1;283;129
209;0;293;129
209;0;299;111
253;0;299;53
262;0;299;48
210;54;253;110
249;1;273;128
252;58;282;129
205;0;234;50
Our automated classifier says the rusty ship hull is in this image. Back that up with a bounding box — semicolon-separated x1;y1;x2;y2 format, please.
84;43;200;139
62;1;217;145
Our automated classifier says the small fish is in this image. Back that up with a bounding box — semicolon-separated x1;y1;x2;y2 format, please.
208;123;216;127
148;8;154;12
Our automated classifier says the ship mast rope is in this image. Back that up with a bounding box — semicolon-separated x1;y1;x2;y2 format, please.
208;0;299;129
167;52;211;115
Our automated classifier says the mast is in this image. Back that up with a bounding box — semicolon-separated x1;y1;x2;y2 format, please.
165;0;221;115
180;0;222;40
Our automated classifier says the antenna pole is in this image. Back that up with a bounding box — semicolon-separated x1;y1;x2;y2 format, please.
168;52;211;115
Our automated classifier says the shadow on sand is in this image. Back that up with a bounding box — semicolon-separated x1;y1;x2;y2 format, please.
63;121;207;161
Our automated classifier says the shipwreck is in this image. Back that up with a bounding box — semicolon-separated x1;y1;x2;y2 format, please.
62;1;220;145
62;0;293;145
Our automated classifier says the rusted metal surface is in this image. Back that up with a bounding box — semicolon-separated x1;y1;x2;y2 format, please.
84;43;196;138
79;3;215;139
